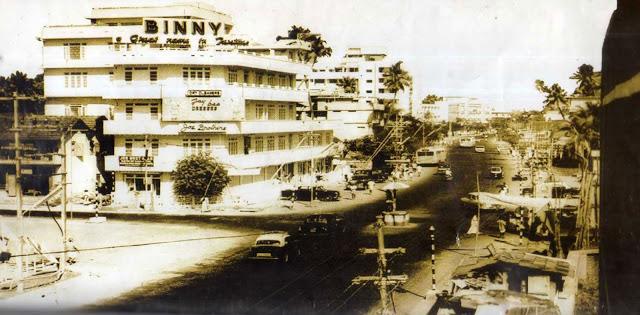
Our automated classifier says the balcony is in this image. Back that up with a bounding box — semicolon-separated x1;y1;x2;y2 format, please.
103;84;163;99
239;120;335;134
103;120;240;135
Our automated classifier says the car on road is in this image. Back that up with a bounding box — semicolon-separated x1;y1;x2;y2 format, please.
511;173;528;181
347;172;371;190
474;145;486;153
436;162;451;175
489;166;504;179
248;231;300;263
297;214;347;238
281;186;341;201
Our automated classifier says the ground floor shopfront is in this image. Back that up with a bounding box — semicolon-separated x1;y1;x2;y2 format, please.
110;156;333;210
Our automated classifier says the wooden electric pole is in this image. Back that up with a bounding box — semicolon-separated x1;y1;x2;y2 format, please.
353;215;407;314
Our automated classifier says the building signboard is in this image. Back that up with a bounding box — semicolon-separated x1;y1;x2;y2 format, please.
119;156;154;167
162;96;243;121
180;123;227;133
186;89;222;97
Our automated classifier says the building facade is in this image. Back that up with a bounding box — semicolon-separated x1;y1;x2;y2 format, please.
303;47;412;140
41;2;335;208
447;97;493;123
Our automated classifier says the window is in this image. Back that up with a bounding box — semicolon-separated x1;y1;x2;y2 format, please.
254;136;264;152
279;75;287;87
278;135;286;150
150;139;159;156
366;90;372;94
325;132;332;144
335;68;343;72
256;72;264;85
150;67;158;82
378;67;385;72
227;68;238;83
228;137;239;155
266;136;275;151
125;104;133;120
366;69;373;73
183;138;211;156
267;74;276;86
149;103;159;120
278;105;287;120
366;80;373;83
349;68;359;72
68;104;84;116
64;43;86;60
255;104;265;120
315;79;325;84
328;79;338;84
64;72;88;88
379;78;384;83
125;139;133;156
378;88;385;93
124;174;160;195
182;67;211;83
243;71;249;84
109;71;114;81
267;105;276;120
125;67;133;82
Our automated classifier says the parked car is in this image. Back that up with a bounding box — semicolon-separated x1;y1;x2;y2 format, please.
248;231;300;263
282;186;341;201
347;172;370;190
474;145;486;153
489;166;504;179
370;169;389;183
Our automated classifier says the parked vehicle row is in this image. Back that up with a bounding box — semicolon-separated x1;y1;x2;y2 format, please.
280;186;340;201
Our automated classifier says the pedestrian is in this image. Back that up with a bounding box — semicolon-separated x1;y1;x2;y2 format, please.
201;196;210;212
367;180;375;195
288;194;295;210
466;215;479;235
344;174;349;183
497;211;507;238
349;184;356;200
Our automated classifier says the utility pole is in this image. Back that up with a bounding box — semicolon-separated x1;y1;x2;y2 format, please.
474;171;481;258
60;132;68;275
353;215;407;315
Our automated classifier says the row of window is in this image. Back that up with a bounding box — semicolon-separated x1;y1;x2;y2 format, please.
227;68;295;88
125;66;158;83
64;72;88;88
124;138;159;156
253;104;294;120
64;43;86;60
125;103;159;120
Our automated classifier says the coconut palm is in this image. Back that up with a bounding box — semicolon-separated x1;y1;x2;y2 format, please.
336;77;358;94
276;25;332;65
422;94;443;104
570;64;597;96
382;61;412;119
535;80;569;117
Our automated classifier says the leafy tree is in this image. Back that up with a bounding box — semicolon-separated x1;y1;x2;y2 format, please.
336;76;358;93
0;71;44;114
171;153;230;204
421;94;443;104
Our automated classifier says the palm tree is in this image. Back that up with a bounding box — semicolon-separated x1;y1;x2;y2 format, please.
422;94;443;104
570;64;596;96
336;77;358;94
535;80;569;117
276;25;332;65
382;61;412;119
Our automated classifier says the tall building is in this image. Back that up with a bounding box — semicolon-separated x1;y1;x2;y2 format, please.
302;47;412;140
41;2;335;208
447;97;493;123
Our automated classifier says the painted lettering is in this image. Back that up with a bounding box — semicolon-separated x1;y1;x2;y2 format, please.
192;21;205;35
144;20;158;34
174;21;187;35
209;22;222;36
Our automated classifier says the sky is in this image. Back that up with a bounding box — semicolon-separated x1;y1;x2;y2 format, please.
0;0;615;111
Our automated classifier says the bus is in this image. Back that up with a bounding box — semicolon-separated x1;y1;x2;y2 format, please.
415;147;447;166
459;137;476;148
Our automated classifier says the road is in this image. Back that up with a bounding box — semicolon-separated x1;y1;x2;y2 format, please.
96;138;513;315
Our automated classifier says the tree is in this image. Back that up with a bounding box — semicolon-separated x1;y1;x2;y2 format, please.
570;64;598;96
277;25;332;65
535;80;569;116
422;94;443;104
0;71;45;114
382;61;412;121
336;76;358;93
171;153;230;204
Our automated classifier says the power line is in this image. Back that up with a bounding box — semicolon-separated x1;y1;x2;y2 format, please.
9;232;263;258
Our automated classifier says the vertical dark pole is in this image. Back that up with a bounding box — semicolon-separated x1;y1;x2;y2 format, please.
430;225;436;292
519;207;524;246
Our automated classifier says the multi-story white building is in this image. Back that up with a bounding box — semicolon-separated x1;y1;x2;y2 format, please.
447;97;493;123
418;100;449;122
41;2;335;208
302;47;412;140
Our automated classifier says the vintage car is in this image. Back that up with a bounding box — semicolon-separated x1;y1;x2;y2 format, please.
297;214;347;238
511;173;528;181
436;162;451;175
248;231;300;263
474;145;486;153
489;166;504;179
281;186;341;201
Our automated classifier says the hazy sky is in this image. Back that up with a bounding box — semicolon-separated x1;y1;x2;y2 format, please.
0;0;615;111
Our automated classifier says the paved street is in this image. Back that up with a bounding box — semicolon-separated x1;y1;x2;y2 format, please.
89;138;516;315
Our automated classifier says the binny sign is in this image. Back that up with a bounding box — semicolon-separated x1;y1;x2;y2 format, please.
144;18;228;37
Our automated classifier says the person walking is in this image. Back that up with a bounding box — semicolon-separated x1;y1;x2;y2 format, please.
367;180;375;195
349;183;356;200
497;211;507;238
288;194;295;210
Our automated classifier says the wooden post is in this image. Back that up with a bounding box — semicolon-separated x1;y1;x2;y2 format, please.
60;132;68;274
429;225;436;292
375;215;389;313
519;207;524;246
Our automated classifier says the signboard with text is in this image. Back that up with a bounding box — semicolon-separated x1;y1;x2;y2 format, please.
119;156;154;167
180;123;228;133
162;96;243;122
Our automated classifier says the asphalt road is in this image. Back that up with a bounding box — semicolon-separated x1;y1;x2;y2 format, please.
97;138;512;315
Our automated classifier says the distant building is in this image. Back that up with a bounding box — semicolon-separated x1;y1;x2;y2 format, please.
302;47;413;140
491;111;512;119
418;100;449;122
447;97;493;123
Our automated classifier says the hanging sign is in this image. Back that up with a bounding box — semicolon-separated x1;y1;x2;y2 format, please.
119;156;154;167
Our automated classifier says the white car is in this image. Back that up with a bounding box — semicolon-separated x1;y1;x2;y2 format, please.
248;231;300;263
474;146;486;153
